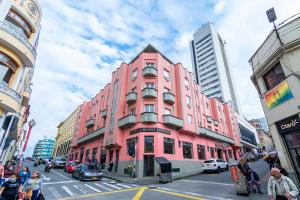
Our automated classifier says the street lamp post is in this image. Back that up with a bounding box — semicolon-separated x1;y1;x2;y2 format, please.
17;119;36;172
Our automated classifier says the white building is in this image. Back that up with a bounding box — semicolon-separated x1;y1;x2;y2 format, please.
249;14;300;185
190;22;240;114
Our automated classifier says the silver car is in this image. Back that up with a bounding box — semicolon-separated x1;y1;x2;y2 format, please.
51;157;67;168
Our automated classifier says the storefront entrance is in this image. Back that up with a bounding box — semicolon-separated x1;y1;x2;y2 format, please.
217;149;223;159
144;155;154;177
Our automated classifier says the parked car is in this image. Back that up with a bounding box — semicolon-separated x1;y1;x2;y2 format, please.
72;164;103;181
203;158;229;173
65;161;79;173
51;157;67;168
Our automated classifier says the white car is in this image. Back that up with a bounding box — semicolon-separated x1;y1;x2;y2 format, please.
203;158;229;173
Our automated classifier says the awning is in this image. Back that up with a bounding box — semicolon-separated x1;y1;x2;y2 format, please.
155;157;170;164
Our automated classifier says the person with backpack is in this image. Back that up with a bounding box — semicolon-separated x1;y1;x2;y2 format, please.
0;174;20;200
19;167;31;185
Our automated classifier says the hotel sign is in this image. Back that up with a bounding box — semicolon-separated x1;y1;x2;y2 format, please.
276;114;300;134
264;81;293;109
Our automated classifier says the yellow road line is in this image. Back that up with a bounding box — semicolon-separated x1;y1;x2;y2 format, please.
151;189;206;200
132;187;147;200
58;187;141;200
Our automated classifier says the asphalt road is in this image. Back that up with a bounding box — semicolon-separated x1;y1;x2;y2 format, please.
22;159;270;200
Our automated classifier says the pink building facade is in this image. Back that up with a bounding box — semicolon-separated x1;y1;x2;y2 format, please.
69;45;241;180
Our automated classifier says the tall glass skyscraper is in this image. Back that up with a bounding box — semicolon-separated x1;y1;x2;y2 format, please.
190;22;240;114
32;138;55;159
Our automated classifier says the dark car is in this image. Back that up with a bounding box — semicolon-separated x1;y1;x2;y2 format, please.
72;164;103;181
51;157;67;168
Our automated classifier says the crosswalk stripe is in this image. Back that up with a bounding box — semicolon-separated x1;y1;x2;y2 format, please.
62;186;75;196
131;184;139;187
49;186;63;199
116;183;132;188
73;185;87;194
94;183;112;191
84;184;101;192
103;182;122;189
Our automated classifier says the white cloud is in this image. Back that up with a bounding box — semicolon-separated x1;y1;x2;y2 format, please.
214;0;226;15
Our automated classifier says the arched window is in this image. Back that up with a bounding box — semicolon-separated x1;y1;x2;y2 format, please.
5;10;32;38
0;51;18;85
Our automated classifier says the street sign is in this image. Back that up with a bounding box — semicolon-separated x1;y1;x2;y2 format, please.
266;7;277;23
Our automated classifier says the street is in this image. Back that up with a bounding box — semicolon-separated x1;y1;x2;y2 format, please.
23;159;270;200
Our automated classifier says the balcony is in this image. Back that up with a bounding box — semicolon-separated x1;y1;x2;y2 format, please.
214;120;219;126
86;118;95;128
163;92;175;105
118;115;136;129
101;110;107;118
163;115;184;129
142;88;157;98
141;112;158;123
126;92;137;104
143;66;157;77
77;127;105;145
207;116;213;123
198;127;235;144
0;83;22;112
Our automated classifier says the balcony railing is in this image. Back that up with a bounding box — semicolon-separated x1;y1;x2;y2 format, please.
118;115;136;129
198;127;235;144
126;92;137;104
0;83;22;103
143;66;157;77
214;120;219;126
163;114;184;129
85;118;95;127
207;116;213;123
163;92;175;104
77;127;105;145
101;110;107;118
142;88;157;98
141;112;158;123
0;21;36;56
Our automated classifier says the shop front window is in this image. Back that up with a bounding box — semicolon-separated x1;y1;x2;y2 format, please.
144;136;154;153
164;138;175;154
197;144;206;160
183;142;193;159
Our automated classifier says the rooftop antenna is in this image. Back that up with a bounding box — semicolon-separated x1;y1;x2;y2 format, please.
266;7;283;45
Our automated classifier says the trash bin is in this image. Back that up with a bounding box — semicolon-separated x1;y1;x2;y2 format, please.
155;157;172;183
230;163;250;196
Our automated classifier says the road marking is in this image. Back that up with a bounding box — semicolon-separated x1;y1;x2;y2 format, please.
179;179;234;186
157;187;173;191
62;186;75;196
94;183;112;191
150;188;205;200
58;187;140;200
44;180;79;185
131;184;139;187
73;185;87;194
184;192;229;200
116;183;132;188
84;184;101;192
132;187;147;200
49;186;63;199
52;170;73;181
103;182;122;189
42;174;51;181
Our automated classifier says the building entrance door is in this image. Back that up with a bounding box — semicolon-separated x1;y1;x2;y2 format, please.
283;131;300;182
217;149;223;159
144;155;154;177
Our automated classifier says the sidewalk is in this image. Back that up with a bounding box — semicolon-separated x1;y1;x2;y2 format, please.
103;171;158;185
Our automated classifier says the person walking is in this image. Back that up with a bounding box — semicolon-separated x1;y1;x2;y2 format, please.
18;167;31;185
0;162;4;187
247;168;263;194
268;167;299;200
0;174;20;200
22;171;42;200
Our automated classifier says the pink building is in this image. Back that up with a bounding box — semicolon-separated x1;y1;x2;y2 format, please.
69;45;241;180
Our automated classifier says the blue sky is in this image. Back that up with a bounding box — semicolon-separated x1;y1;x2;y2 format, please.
25;0;300;156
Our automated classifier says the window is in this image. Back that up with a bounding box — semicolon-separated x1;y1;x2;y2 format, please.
263;62;285;90
127;138;136;156
132;69;138;81
188;115;192;123
185;78;189;89
210;147;215;158
186;96;191;107
145;104;154;112
92;147;98;161
164;138;175;154
197;145;206;160
146;62;155;67
6;10;32;38
164;69;170;81
129;107;136;115
0;52;17;85
85;149;90;162
145;82;155;88
144;136;154;153
164;108;171;115
228;149;232;158
183;142;193;159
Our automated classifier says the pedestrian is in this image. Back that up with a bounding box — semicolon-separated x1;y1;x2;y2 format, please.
0;174;20;200
268;167;299;200
0;161;4;187
108;160;113;172
239;159;250;175
19;167;31;185
22;171;42;200
246;168;263;194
